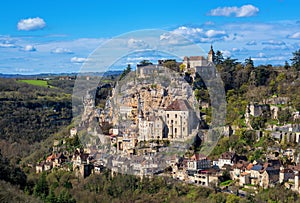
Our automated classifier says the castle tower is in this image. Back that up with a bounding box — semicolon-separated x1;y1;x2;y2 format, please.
208;45;215;63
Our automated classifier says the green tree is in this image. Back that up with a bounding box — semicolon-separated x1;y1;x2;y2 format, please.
278;108;292;125
33;172;49;199
139;60;152;66
226;194;242;203
284;60;290;70
119;64;132;81
244;57;254;69
291;49;300;70
179;63;186;72
163;60;178;71
46;188;57;203
215;50;224;65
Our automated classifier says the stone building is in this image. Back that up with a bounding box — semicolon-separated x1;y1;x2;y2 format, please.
164;99;197;139
182;45;215;69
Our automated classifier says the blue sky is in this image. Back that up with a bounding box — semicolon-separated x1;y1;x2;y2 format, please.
0;0;299;74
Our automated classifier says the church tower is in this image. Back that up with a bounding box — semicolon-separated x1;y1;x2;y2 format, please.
208;45;215;63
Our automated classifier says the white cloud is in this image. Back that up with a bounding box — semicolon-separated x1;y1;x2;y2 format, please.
208;4;259;17
167;26;228;43
221;50;231;58
23;45;36;52
231;47;247;52
51;47;73;54
288;32;300;39
17;17;46;31
262;40;285;46
127;38;148;49
257;52;265;58
0;43;17;48
205;30;227;38
70;57;86;63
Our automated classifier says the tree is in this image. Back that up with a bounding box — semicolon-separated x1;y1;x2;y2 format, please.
33;172;49;199
226;194;242;203
139;60;152;66
278;108;292;125
119;64;132;81
291;49;300;70
163;60;178;71
244;57;254;69
179;63;186;72
215;50;224;65
284;61;290;70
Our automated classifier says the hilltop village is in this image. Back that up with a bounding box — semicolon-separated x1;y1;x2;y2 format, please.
35;46;300;197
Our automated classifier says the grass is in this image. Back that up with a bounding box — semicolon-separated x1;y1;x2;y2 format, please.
18;79;51;87
220;180;233;187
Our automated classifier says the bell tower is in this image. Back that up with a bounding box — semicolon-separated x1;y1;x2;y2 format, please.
208;44;215;63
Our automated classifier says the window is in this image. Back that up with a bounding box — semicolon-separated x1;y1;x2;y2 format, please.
175;121;177;124
183;127;185;132
175;128;177;134
167;114;169;118
175;114;177;118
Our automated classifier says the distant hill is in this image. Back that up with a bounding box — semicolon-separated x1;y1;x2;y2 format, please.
0;70;123;79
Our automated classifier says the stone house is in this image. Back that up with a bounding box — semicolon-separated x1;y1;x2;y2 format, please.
72;152;90;171
279;167;294;183
36;161;52;173
246;164;263;185
135;64;165;78
182;45;215;70
138;115;166;141
187;153;211;171
193;169;219;187
260;167;280;189
213;152;236;169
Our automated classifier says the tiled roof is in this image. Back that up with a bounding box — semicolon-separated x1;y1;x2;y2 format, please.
165;99;191;111
190;153;207;161
46;154;56;161
220;152;235;160
185;56;205;61
246;163;254;170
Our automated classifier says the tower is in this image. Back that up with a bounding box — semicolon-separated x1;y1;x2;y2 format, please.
208;45;215;63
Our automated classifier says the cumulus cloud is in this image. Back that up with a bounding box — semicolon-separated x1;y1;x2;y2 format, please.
208;4;259;17
205;30;227;38
127;38;149;49
221;50;231;58
23;45;36;52
165;26;228;43
17;17;46;31
70;57;86;63
51;47;73;54
288;32;300;39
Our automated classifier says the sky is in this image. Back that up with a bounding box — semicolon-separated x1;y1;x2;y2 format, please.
0;0;300;74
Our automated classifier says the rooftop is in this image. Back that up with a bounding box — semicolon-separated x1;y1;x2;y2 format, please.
165;99;192;111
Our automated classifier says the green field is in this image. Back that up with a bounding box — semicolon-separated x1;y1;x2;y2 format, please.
18;79;50;87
